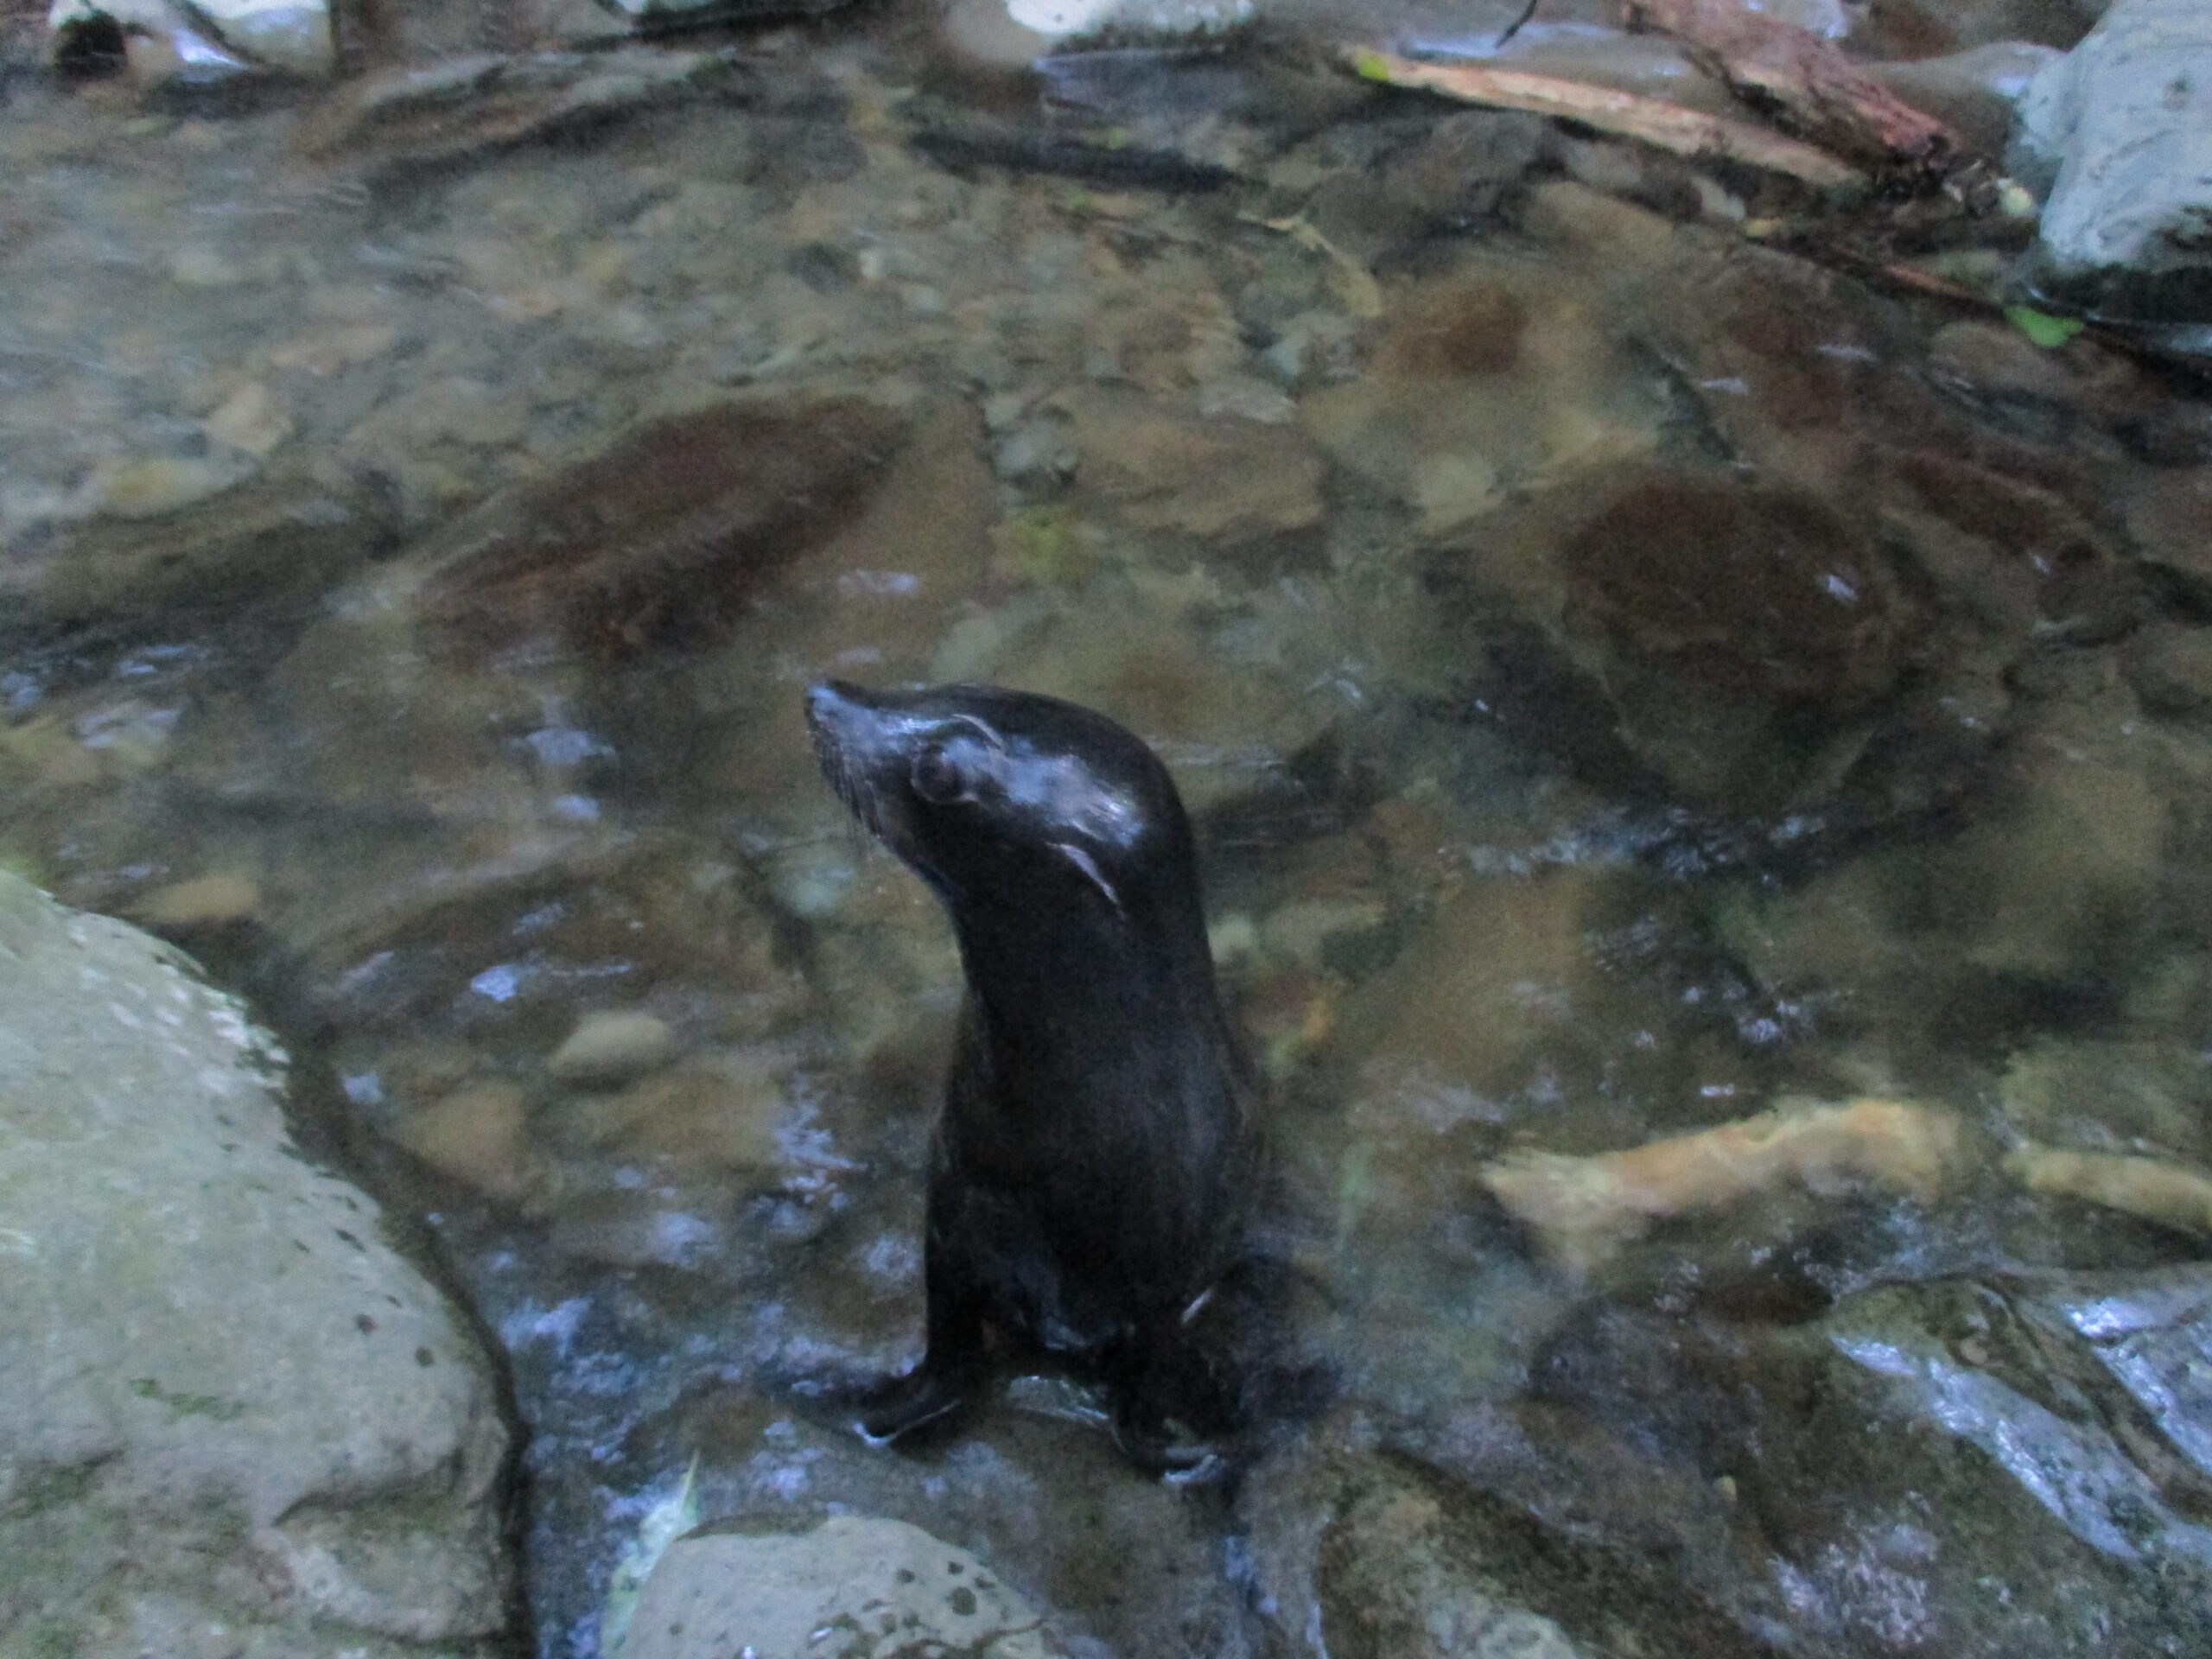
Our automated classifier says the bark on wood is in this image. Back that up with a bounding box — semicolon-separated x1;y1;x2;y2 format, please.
1624;0;1959;172
1347;48;1864;190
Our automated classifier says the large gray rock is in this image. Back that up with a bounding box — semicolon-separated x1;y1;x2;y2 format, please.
2010;0;2212;324
1503;1268;2212;1656
0;873;517;1658
621;1515;1064;1659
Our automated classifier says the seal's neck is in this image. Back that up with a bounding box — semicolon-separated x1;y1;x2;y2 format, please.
949;880;1226;1069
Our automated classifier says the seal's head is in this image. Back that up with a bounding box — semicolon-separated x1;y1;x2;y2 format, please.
804;681;1198;935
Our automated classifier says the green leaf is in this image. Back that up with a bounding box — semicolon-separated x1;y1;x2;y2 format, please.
2005;305;2084;348
1353;50;1393;82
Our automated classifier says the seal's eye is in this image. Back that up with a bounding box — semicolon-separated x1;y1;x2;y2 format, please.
910;743;969;805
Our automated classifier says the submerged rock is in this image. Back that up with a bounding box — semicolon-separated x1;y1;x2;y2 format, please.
1310;1458;1591;1659
10;467;399;638
0;872;517;1656
406;392;908;663
296;44;766;178
2011;0;2212;326
1433;463;1923;815
1257;1446;1770;1659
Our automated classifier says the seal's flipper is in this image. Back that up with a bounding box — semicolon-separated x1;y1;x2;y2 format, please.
850;1363;979;1446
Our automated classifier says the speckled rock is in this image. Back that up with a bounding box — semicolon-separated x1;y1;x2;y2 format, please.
0;873;518;1658
2011;0;2212;324
622;1515;1065;1659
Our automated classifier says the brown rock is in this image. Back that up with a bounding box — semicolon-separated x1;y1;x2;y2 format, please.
413;393;908;662
558;1054;784;1175
23;470;397;631
1562;470;1909;713
1380;279;1529;379
397;1078;534;1203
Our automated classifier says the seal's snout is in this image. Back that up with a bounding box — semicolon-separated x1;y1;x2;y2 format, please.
804;680;883;766
804;679;864;738
807;680;906;842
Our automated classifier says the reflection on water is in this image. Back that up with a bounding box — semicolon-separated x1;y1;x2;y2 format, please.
6;6;2212;1656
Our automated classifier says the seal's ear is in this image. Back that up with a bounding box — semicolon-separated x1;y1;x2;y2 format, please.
1049;842;1122;911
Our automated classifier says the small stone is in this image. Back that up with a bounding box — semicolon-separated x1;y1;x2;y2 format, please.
560;1057;782;1173
397;1080;532;1203
169;245;245;288
205;383;294;458
129;872;262;928
267;322;397;375
82;455;236;518
545;1010;677;1087
2125;624;2212;715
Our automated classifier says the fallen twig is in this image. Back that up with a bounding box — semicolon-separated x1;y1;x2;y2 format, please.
1624;0;1958;172
1347;48;1863;191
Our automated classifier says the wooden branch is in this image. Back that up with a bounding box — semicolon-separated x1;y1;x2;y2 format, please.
1347;48;1863;190
1624;0;1958;171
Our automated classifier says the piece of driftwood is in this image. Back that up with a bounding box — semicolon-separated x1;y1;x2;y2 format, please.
1624;0;1958;171
2007;1141;2212;1236
1347;48;1863;190
1480;1096;1965;1273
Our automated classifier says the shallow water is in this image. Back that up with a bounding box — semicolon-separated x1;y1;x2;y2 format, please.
6;6;2212;1656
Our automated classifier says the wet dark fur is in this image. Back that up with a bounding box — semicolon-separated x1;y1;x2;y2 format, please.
804;680;1264;1472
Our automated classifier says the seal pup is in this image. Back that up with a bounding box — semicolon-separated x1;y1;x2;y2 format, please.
805;680;1261;1472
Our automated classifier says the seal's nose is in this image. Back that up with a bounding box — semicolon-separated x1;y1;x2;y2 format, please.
804;680;864;734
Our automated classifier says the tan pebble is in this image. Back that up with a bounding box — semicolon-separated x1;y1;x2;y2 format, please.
269;322;397;374
576;241;633;290
546;1010;677;1087
306;285;394;323
564;1058;784;1173
85;456;232;518
169;246;242;288
487;288;564;321
130;872;261;927
205;383;294;457
399;1080;531;1202
0;716;104;791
